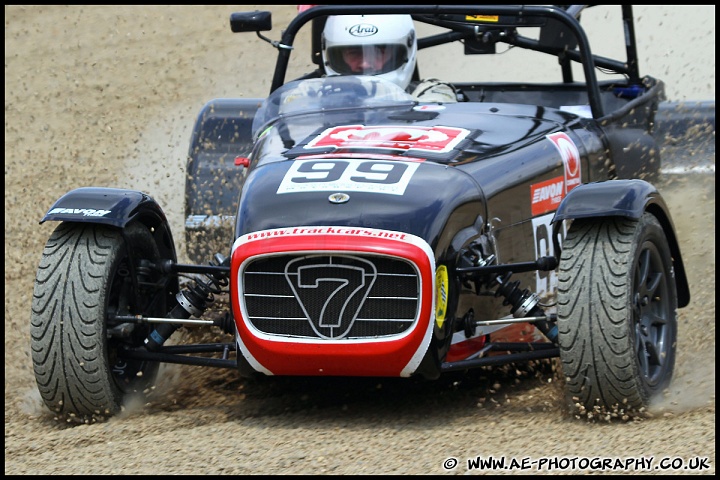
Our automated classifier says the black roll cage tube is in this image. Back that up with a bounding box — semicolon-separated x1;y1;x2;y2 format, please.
265;5;641;120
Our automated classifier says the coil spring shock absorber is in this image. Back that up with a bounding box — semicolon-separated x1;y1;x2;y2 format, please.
494;273;558;343
144;253;230;351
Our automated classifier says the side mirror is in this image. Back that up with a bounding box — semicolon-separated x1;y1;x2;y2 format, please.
230;11;272;33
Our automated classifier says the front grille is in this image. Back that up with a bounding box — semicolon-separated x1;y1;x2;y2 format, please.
242;253;420;340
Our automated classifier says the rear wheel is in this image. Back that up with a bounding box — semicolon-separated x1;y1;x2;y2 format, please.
557;213;678;418
30;221;168;423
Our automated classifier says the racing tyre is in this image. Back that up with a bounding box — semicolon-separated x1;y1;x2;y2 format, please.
557;213;678;417
30;221;165;423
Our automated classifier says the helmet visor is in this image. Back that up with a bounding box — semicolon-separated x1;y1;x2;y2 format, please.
326;44;408;76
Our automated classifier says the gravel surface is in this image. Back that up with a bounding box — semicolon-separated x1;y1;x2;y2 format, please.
5;5;715;475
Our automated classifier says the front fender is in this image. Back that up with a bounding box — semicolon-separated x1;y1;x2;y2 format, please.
41;187;177;262
552;179;690;307
553;179;661;222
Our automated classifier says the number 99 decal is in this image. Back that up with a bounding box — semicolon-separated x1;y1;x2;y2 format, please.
532;213;567;307
277;159;420;195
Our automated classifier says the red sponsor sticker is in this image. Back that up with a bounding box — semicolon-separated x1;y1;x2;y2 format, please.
546;132;582;192
305;125;470;153
297;152;426;163
531;176;565;216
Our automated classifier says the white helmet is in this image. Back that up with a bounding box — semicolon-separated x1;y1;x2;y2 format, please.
321;14;417;91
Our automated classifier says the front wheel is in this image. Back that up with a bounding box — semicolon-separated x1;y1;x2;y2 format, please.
30;221;171;423
557;213;678;418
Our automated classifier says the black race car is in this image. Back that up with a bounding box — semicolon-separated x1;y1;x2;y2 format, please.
31;5;690;423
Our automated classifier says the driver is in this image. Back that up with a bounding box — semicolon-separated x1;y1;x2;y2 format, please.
321;14;458;102
322;14;417;91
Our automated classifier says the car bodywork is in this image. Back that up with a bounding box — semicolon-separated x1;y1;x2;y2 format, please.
32;5;690;423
